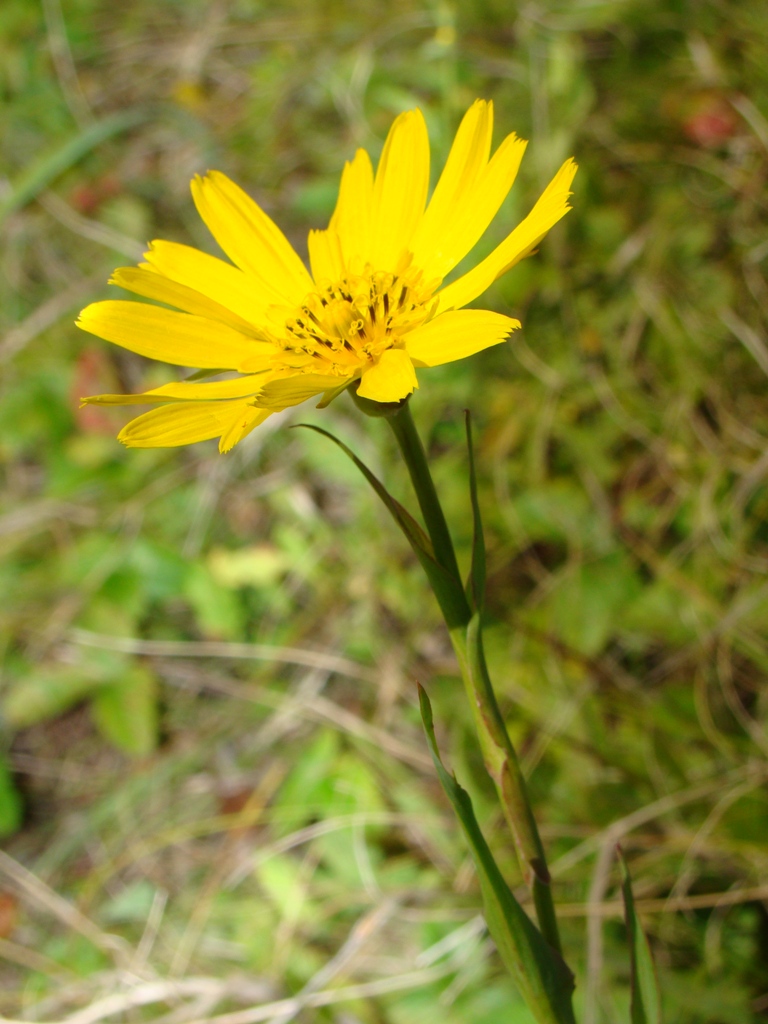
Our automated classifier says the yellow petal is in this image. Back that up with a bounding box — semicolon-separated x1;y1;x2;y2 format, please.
110;267;269;339
406;309;518;367
356;348;418;402
436;157;578;313
142;240;273;325
409;100;492;272
255;373;351;409
191;171;313;306
84;392;169;406
76;300;266;369
119;400;248;448
412;129;528;281
369;110;430;271
152;375;270;400
308;227;344;283
83;374;269;406
219;405;272;452
329;148;374;270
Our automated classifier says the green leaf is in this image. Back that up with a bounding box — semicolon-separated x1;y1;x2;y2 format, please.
619;847;663;1024
512;480;593;546
551;552;642;657
2;664;105;727
90;665;159;757
102;880;158;924
295;424;469;628
208;545;287;589
0;754;23;837
464;411;486;612
183;562;245;639
272;730;340;832
418;686;576;1024
0;110;146;226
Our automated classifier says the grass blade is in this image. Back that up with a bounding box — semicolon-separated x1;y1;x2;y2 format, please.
0;110;146;227
0;754;23;838
619;847;662;1024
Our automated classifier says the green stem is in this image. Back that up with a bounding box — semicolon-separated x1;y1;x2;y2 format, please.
451;619;562;956
383;398;562;956
387;400;466;589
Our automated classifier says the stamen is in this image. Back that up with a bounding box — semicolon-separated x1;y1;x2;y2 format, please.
281;265;437;372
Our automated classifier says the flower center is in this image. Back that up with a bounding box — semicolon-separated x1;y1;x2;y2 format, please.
275;264;438;376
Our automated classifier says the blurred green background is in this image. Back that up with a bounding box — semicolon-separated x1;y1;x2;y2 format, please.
2;0;768;1020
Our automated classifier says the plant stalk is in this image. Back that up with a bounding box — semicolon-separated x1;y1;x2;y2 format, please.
385;399;563;956
386;400;465;590
450;619;562;956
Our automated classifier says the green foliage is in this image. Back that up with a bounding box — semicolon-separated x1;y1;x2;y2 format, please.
3;662;106;728
549;552;642;657
465;412;487;614
619;848;662;1024
0;753;23;835
90;665;159;756
0;111;146;226
420;685;576;1024
2;0;768;1019
298;420;471;629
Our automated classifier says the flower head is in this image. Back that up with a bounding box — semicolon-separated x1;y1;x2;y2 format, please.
78;101;576;451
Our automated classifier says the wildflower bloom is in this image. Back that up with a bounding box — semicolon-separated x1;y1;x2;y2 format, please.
77;101;577;451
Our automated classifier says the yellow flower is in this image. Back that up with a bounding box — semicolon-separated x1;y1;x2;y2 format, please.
78;101;576;452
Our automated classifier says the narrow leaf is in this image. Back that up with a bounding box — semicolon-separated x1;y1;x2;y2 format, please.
0;755;23;838
419;686;576;1024
297;423;431;549
91;666;159;757
0;111;146;226
464;410;486;611
2;665;104;727
618;847;662;1024
295;424;469;627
